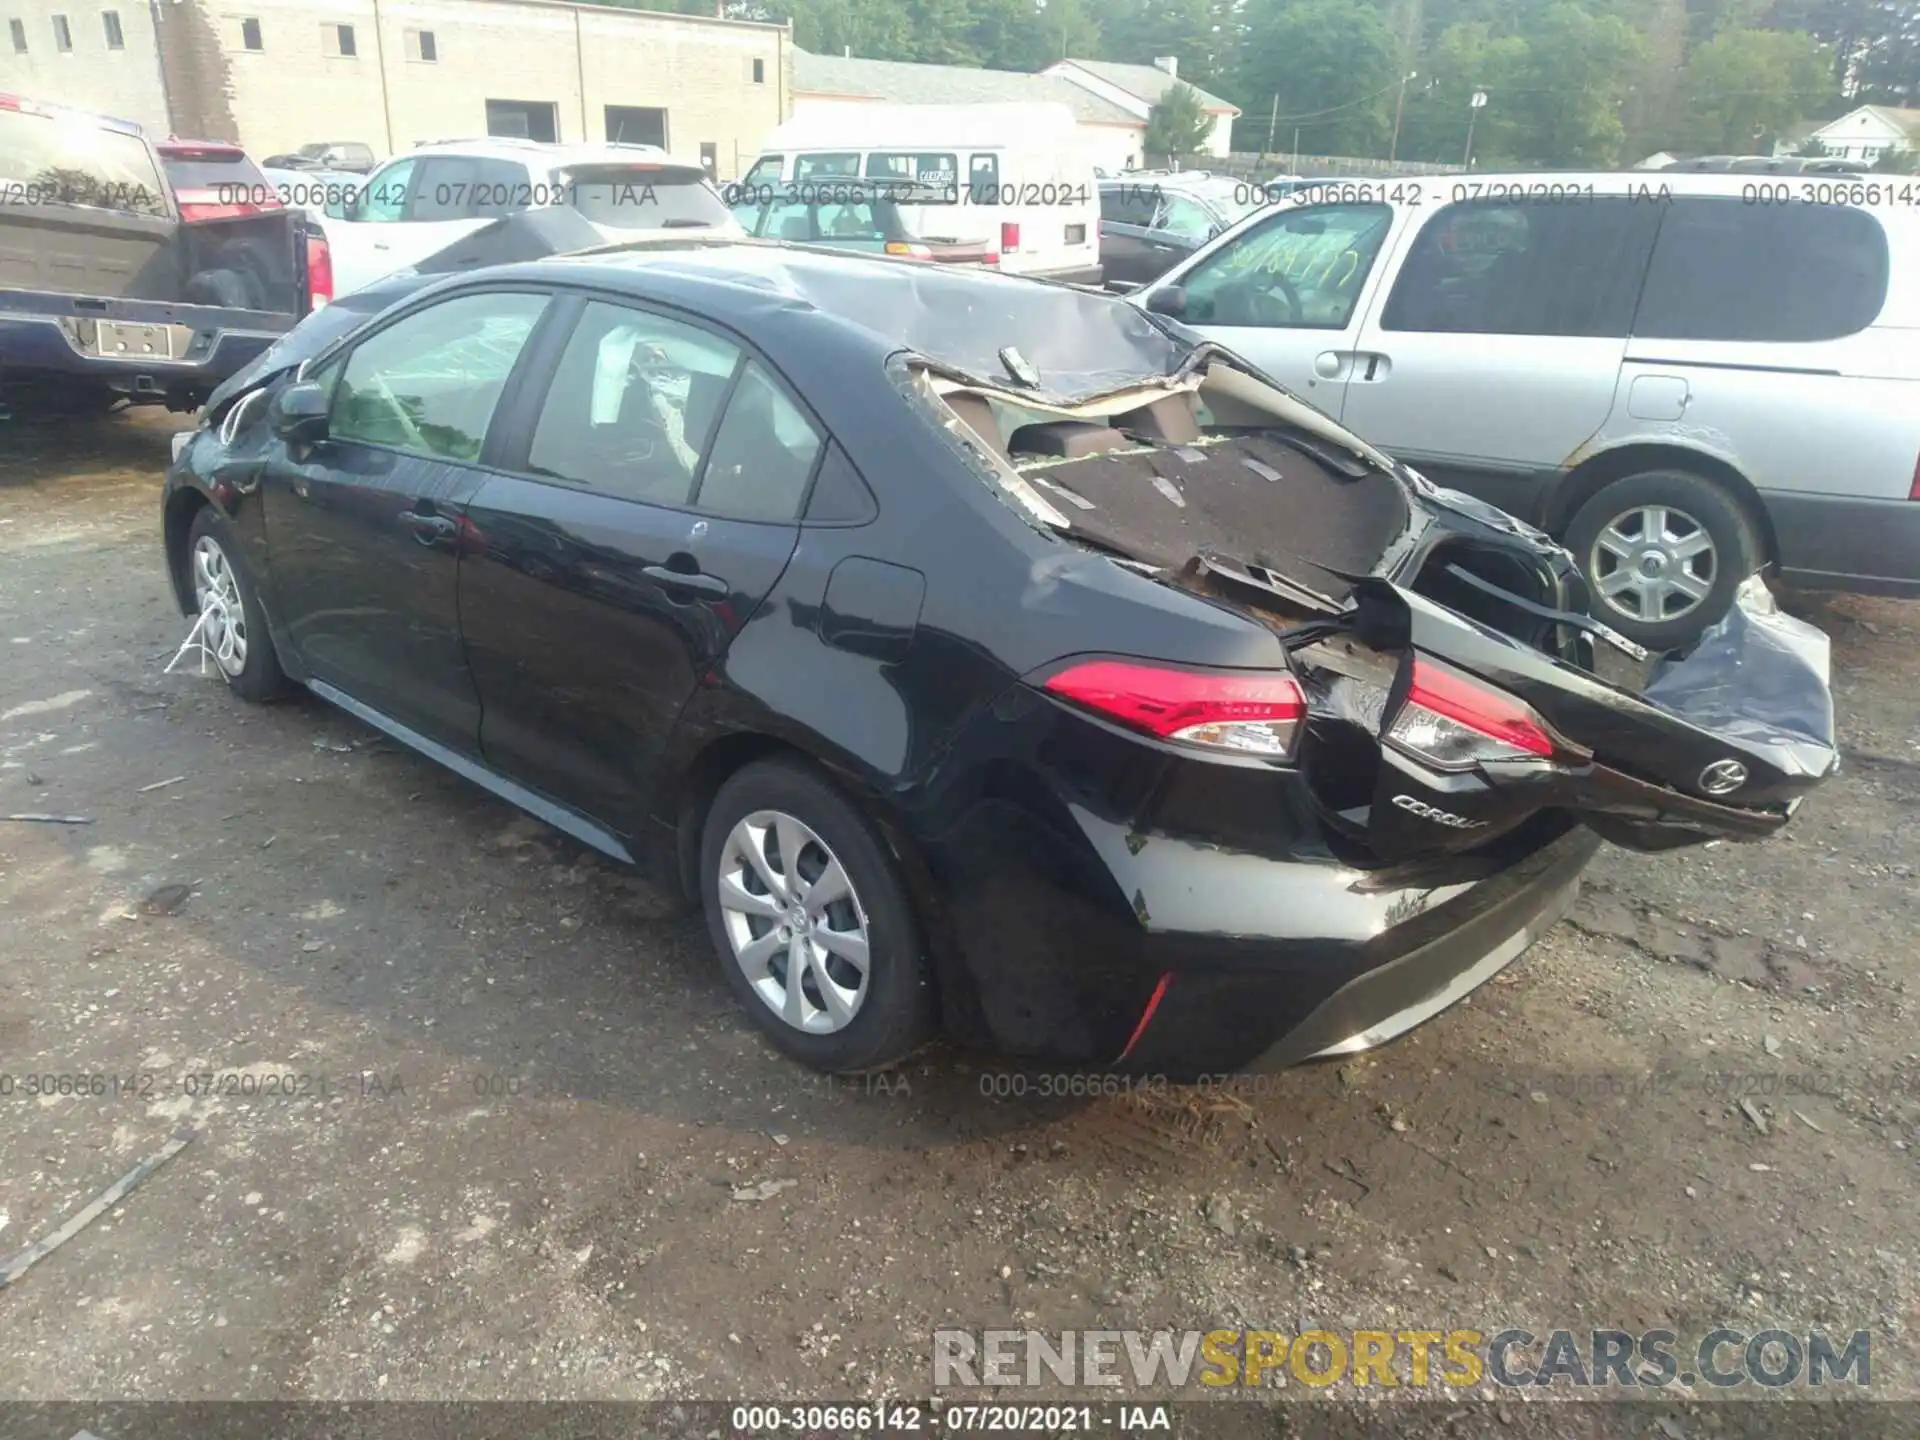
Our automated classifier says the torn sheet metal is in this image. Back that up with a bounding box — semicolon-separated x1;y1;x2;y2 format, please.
1641;576;1839;781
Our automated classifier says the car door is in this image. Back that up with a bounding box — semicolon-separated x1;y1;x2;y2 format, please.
320;155;418;296
1098;183;1168;287
1339;189;1661;520
1138;191;1219;278
259;287;555;751
458;296;818;831
377;155;528;276
1153;198;1405;417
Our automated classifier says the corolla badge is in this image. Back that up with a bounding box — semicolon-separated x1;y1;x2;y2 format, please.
1391;794;1486;829
1699;759;1748;796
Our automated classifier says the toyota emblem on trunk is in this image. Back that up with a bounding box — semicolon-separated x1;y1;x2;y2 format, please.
1699;759;1748;795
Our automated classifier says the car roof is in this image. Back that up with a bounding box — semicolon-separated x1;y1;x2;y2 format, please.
403;137;694;171
461;240;1193;407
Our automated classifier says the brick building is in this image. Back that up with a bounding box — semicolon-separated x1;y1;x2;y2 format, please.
0;0;792;177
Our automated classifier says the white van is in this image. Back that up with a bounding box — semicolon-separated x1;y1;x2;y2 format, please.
740;103;1101;285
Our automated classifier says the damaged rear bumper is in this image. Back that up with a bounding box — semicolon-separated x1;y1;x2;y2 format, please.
1106;823;1599;1077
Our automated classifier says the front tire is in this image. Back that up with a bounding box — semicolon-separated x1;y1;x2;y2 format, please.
186;506;291;702
1564;469;1761;650
700;758;932;1073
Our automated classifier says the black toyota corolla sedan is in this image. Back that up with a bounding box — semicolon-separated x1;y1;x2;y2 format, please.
160;242;1838;1077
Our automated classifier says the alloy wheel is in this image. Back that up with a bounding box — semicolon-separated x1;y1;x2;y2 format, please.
716;809;871;1035
1587;503;1716;624
190;534;249;677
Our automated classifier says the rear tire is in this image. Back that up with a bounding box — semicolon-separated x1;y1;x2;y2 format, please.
700;758;932;1073
185;506;292;703
1564;469;1761;650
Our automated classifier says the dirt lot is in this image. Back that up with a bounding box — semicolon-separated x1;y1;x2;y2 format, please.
1;409;1916;1432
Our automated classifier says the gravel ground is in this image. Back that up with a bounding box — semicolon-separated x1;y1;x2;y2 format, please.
1;409;1916;1436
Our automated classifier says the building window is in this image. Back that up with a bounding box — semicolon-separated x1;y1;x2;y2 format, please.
322;21;355;57
9;17;26;51
101;10;123;47
51;13;71;50
240;16;261;49
405;27;434;61
485;99;558;144
752;57;764;83
605;104;666;148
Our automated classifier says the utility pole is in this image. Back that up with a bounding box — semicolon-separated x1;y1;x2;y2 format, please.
1266;93;1279;154
1463;89;1487;167
1389;70;1417;164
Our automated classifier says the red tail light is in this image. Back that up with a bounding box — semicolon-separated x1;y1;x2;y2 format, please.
172;186;281;223
304;229;333;311
1000;221;1020;253
1043;660;1305;758
1387;658;1557;768
980;250;1000;266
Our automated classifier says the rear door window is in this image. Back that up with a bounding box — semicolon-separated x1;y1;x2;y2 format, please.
1101;186;1156;227
557;166;733;229
407;156;530;221
1633;197;1889;343
525;300;742;506
695;361;824;523
0;107;165;216
327;290;549;461
1179;202;1393;329
1381;197;1658;337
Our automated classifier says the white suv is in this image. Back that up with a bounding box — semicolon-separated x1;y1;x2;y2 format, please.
1142;170;1920;646
313;137;743;300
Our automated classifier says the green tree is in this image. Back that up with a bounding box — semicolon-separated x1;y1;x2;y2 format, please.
1675;27;1831;152
1234;0;1400;156
1145;82;1214;156
1098;0;1239;91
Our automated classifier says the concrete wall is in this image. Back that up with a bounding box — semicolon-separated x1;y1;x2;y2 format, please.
0;0;172;135
3;0;788;175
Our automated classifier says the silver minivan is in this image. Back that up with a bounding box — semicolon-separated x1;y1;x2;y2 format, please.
1137;171;1920;646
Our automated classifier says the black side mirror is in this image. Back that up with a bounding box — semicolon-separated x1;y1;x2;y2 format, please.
271;380;330;445
1145;286;1187;319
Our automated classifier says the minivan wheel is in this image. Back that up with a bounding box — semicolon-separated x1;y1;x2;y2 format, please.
700;759;932;1073
186;507;292;702
1563;469;1761;650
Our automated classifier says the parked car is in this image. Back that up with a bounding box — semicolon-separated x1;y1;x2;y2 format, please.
1137;169;1920;646
260;165;367;219
729;179;993;264
262;141;377;175
1097;172;1267;289
307;137;741;300
743;102;1102;283
0;95;310;412
161;245;1835;1077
